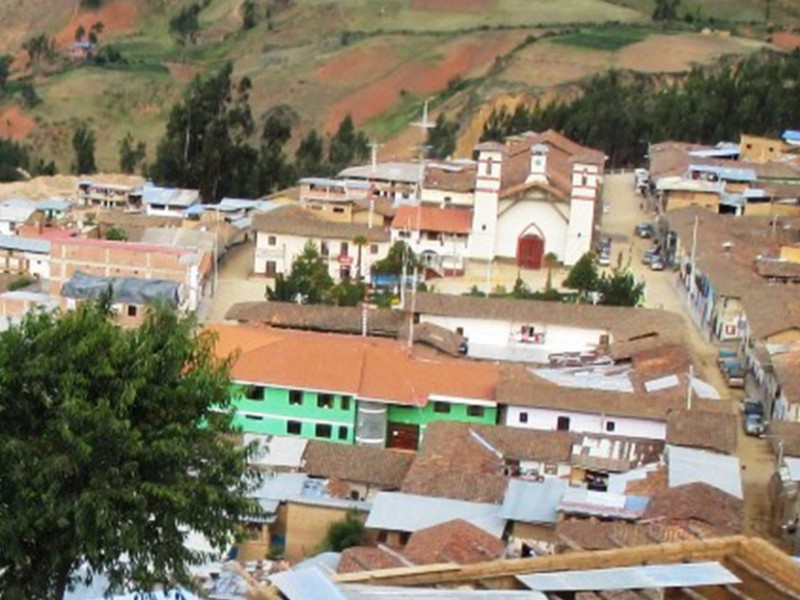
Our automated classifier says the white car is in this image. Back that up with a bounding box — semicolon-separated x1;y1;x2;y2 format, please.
598;253;611;267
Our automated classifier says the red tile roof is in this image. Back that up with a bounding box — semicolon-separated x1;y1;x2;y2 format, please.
391;205;472;234
337;547;407;573
207;324;498;406
403;519;505;565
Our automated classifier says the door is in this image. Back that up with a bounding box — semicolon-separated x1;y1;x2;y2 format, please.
386;422;420;450
517;234;544;269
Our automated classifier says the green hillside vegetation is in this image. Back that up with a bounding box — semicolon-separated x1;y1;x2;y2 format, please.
552;27;650;50
0;0;795;178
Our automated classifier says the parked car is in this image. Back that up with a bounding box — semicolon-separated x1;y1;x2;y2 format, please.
743;399;764;416
743;412;765;437
650;257;665;271
724;366;746;389
598;253;611;267
635;223;654;238
642;249;658;265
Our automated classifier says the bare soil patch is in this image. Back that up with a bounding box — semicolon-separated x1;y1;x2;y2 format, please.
410;0;497;12
0;106;35;141
771;31;800;50
54;0;139;48
315;42;403;85
165;61;200;83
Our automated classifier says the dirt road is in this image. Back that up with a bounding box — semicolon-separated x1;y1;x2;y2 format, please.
202;241;268;323
602;172;777;540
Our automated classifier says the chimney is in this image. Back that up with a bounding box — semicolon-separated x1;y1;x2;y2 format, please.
526;144;549;184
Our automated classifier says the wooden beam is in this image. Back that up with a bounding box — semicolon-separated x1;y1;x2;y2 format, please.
333;536;746;588
727;555;800;600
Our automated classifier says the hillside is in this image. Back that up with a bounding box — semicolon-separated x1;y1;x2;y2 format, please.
0;0;792;173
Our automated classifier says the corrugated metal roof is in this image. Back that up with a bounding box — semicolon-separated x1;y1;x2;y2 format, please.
688;164;757;182
366;492;506;536
499;478;567;524
667;445;743;499
339;162;422;184
294;551;342;573
0;234;50;253
782;129;800;143
251;472;308;501
245;434;308;469
340;585;547;600
558;488;649;520
0;198;37;222
785;457;800;481
140;184;200;207
270;567;348;600
38;197;72;212
518;561;740;592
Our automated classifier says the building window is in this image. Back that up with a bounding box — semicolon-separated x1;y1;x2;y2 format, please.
320;241;330;256
333;207;345;214
467;405;485;418
370;244;379;255
289;390;303;406
268;235;277;246
444;196;452;204
557;416;571;431
340;242;349;257
456;327;464;336
605;421;616;433
341;396;351;411
519;412;528;424
315;423;332;439
127;305;137;317
338;426;348;440
244;385;263;400
433;402;450;414
318;394;334;409
246;414;264;421
287;420;302;435
486;157;493;176
265;261;277;277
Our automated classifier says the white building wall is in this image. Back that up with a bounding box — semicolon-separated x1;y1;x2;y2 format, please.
495;200;569;262
468;149;503;261
254;231;390;283
420;188;474;208
564;162;600;266
25;252;50;279
418;314;608;362
145;205;187;219
0;221;16;236
504;405;667;440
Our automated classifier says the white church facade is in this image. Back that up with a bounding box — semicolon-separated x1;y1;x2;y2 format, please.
468;130;606;268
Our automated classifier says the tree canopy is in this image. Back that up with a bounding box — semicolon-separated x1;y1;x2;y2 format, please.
267;241;335;304
562;252;599;298
427;114;458;160
150;65;372;200
481;50;800;168
72;123;97;175
0;301;256;599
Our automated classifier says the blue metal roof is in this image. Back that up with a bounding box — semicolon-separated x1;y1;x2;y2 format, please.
688;164;757;182
0;234;50;254
518;562;740;592
782;129;800;142
499;478;567;525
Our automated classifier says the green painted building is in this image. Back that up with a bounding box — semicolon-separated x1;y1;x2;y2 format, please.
232;384;357;444
215;323;501;450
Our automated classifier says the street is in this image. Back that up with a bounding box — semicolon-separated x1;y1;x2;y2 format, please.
601;172;776;541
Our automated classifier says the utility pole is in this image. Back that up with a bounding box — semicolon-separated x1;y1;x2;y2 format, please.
407;263;419;351
689;214;699;297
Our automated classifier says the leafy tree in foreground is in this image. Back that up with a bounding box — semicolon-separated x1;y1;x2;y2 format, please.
372;241;419;276
0;301;257;599
267;241;334;304
563;252;599;300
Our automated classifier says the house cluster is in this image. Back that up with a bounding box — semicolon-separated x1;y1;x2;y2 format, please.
0;181;278;328
647;131;800;216
252;129;607;283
